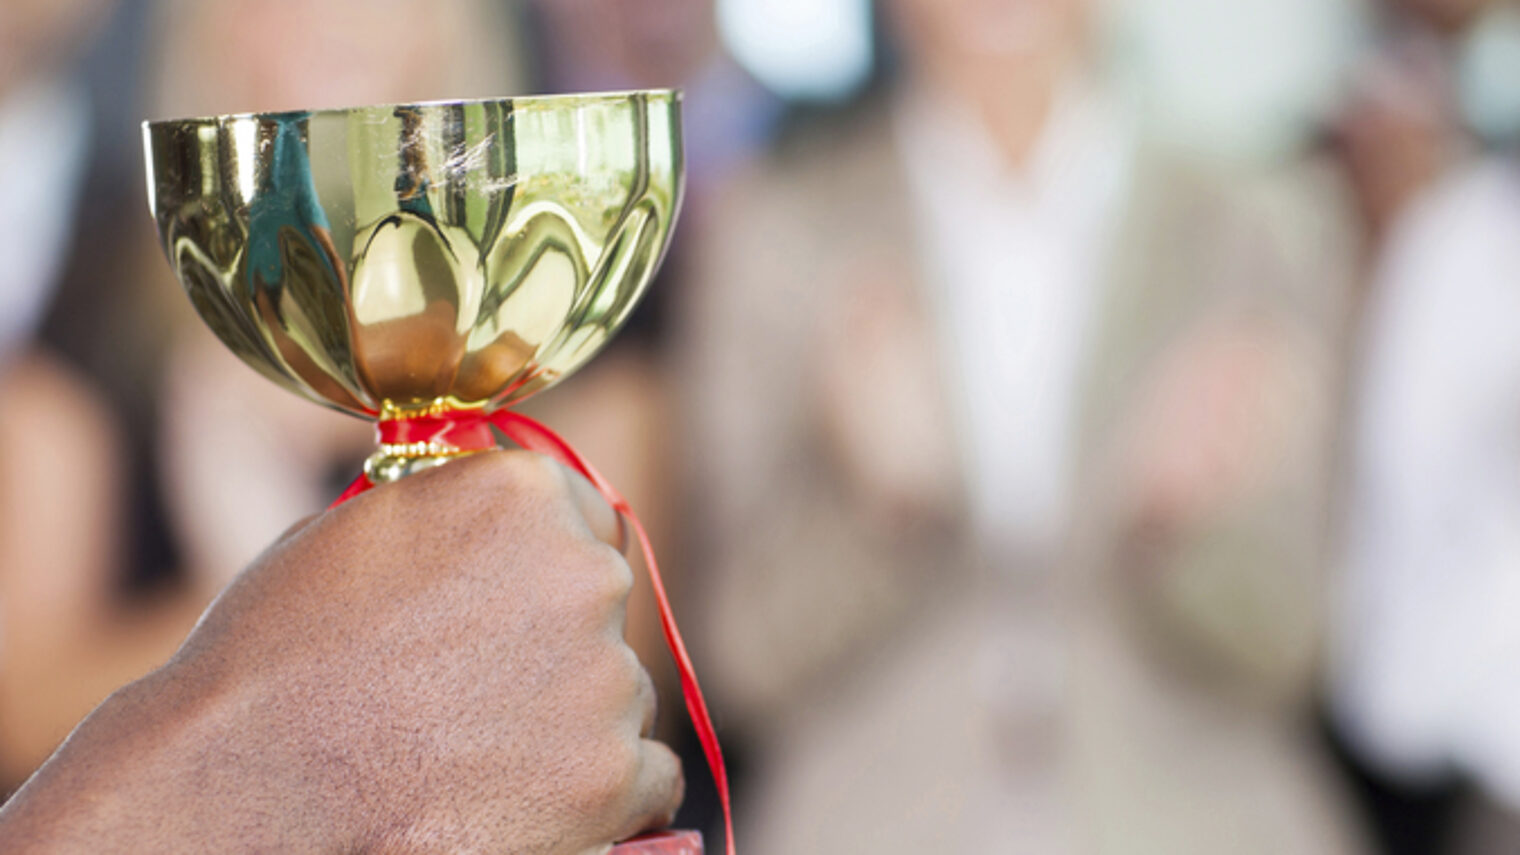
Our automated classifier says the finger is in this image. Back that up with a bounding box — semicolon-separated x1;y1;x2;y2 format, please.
401;451;620;550
557;462;626;552
636;664;658;738
611;740;685;844
275;514;319;544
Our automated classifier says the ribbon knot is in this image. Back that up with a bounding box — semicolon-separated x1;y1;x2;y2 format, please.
333;408;735;855
376;410;497;453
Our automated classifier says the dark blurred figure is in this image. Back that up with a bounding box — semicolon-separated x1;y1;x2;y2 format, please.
679;0;1361;851
1326;2;1520;853
1335;19;1465;247
0;0;214;792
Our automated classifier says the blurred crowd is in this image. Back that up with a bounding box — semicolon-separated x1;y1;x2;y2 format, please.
1;0;1519;853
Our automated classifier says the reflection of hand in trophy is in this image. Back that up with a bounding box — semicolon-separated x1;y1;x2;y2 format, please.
10;91;726;853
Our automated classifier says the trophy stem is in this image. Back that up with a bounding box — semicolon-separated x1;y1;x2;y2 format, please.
362;399;498;483
362;444;490;484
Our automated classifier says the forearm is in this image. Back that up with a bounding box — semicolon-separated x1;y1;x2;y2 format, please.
0;662;344;853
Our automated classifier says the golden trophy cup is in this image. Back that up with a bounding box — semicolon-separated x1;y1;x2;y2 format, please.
144;91;724;855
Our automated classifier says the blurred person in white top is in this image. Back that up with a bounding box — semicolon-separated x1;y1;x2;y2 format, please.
889;0;1133;564
1328;2;1520;850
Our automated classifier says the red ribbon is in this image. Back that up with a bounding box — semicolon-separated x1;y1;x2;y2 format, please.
331;408;734;855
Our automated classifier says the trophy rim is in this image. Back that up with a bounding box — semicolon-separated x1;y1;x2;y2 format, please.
141;87;683;130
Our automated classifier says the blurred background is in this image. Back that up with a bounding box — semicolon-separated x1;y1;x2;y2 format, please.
2;0;1519;852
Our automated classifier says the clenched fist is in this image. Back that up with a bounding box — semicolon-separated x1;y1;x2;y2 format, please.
0;450;682;854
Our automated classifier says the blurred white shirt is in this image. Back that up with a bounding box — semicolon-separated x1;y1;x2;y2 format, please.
895;83;1133;561
1330;158;1520;808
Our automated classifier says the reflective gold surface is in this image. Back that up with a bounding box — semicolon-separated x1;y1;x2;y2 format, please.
144;91;683;421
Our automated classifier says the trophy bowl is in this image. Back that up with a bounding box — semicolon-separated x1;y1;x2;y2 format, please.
143;90;683;481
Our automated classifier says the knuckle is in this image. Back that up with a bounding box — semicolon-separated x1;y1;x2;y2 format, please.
643;740;686;822
613;648;649;708
578;643;642;715
659;745;687;814
590;559;636;626
556;541;633;612
628;651;653;700
503;450;569;495
458;448;563;499
592;542;636;600
572;738;640;813
669;770;687;821
596;641;643;695
626;645;650;680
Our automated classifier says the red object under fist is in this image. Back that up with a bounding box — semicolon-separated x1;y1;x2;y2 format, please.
613;831;704;854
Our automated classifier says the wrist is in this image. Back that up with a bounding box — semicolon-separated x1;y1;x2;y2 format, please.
0;658;352;852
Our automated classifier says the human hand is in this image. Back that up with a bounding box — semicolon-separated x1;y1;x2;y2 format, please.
0;450;681;854
815;272;958;522
1120;317;1313;541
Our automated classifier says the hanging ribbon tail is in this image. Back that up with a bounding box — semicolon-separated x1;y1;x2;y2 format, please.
327;410;735;855
329;472;375;509
491;411;736;855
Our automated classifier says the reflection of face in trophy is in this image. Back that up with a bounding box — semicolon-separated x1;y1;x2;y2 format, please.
144;92;683;482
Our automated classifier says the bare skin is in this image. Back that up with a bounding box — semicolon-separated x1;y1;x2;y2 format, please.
887;0;1092;170
0;450;682;853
